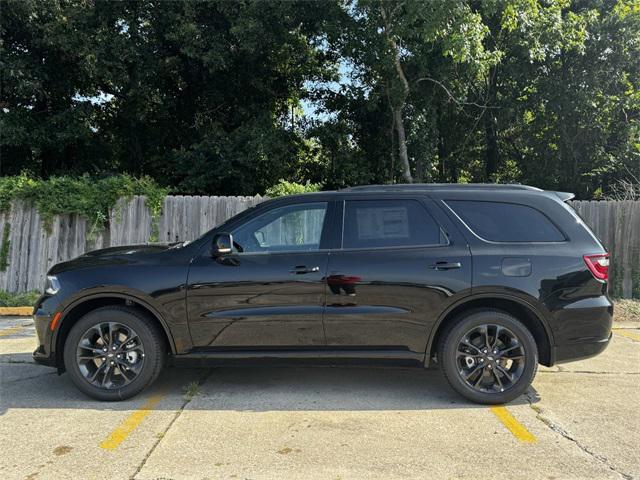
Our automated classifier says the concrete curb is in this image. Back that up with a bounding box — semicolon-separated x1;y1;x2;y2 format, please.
0;307;33;316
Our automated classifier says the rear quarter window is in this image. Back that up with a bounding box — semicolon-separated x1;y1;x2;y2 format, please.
446;200;565;242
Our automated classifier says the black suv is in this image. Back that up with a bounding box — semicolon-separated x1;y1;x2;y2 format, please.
33;184;613;404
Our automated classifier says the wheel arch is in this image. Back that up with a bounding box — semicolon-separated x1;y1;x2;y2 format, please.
54;292;177;372
427;294;555;367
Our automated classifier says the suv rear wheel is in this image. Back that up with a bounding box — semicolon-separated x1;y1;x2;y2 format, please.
63;306;166;401
438;310;538;404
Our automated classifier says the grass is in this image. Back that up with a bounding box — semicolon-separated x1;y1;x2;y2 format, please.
183;381;201;401
0;290;40;307
614;299;640;322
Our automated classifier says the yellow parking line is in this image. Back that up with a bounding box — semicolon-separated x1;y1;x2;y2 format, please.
100;393;165;450
0;325;26;337
490;406;537;443
616;330;640;342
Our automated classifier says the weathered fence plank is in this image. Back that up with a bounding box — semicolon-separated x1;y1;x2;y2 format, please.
0;195;266;293
0;196;637;298
571;200;640;298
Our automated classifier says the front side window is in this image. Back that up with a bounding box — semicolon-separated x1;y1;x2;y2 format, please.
446;200;565;242
343;199;443;249
232;202;327;253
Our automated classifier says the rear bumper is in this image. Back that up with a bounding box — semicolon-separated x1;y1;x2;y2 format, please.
547;294;613;365
552;332;611;364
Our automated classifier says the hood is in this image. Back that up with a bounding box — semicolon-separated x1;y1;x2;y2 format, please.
82;243;174;258
48;242;178;275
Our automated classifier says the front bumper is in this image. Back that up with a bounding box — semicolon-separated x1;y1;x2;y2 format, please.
33;344;56;367
32;310;57;368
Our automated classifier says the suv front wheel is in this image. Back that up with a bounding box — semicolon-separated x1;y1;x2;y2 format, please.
63;306;166;401
438;310;538;404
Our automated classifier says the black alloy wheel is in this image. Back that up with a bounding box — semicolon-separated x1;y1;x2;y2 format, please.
63;306;166;401
76;322;145;389
438;310;538;404
455;324;525;394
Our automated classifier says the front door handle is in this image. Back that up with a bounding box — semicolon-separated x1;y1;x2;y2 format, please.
290;265;320;274
429;261;462;271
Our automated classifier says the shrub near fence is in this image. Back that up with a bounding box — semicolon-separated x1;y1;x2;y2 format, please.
0;196;638;298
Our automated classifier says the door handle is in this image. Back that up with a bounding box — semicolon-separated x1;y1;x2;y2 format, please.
429;261;462;271
289;265;320;274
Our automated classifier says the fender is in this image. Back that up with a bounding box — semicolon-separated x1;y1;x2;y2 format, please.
423;291;556;367
52;289;180;358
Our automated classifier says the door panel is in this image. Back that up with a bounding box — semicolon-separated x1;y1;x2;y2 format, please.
186;201;330;349
324;246;470;353
187;252;328;348
324;198;471;354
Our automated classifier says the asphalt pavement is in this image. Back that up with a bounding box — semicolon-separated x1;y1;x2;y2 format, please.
1;316;638;480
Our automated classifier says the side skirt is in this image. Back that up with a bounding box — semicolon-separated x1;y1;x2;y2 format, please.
169;349;426;368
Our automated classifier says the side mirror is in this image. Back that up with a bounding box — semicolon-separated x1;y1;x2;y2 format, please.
212;232;233;256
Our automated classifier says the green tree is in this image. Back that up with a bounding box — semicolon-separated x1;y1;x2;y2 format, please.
1;0;341;194
327;0;499;183
2;0;638;198
1;0;103;176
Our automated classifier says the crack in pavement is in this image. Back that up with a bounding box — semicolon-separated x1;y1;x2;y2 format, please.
130;369;212;480
2;370;57;384
524;391;633;480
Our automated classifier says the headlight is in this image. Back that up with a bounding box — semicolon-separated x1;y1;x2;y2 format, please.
45;275;61;295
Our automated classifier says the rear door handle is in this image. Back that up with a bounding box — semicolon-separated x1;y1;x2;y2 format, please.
429;261;462;271
290;265;320;274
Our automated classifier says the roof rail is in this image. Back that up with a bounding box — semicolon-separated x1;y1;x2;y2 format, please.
342;183;543;192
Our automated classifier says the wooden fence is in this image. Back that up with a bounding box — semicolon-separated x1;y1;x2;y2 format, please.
0;196;638;298
0;195;265;294
571;200;639;299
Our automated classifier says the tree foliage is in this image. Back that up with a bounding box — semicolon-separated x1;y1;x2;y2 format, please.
1;0;638;199
265;179;322;197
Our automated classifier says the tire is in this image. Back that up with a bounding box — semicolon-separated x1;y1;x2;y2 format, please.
63;306;166;401
438;309;538;404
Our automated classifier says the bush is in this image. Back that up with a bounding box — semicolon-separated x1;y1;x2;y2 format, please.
265;179;322;197
0;174;168;233
0;290;40;307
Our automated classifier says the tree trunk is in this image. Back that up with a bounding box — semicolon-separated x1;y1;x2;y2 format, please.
381;3;412;184
436;105;456;182
484;67;499;180
389;104;397;183
393;107;412;183
484;112;499;180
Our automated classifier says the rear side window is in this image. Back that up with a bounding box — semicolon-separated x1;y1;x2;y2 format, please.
343;199;443;249
446;200;565;242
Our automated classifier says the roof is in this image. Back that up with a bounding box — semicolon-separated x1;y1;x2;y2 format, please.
272;183;574;203
341;183;543;192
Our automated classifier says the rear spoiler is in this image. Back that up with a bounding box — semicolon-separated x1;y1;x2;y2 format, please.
553;191;575;202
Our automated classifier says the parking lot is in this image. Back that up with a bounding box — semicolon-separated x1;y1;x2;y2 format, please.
1;316;638;480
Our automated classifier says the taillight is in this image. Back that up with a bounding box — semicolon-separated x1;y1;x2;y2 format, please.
583;253;610;281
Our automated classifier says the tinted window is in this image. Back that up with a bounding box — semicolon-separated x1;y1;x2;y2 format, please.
232;202;327;253
447;200;565;242
343;200;442;249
